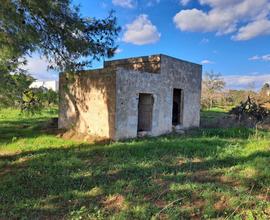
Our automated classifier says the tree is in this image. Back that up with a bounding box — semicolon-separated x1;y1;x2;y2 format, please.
0;72;35;107
0;0;120;73
43;89;58;107
226;89;251;106
257;83;270;104
202;71;225;109
260;83;270;96
0;1;120;112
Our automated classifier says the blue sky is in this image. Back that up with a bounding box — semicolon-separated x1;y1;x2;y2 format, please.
25;0;270;90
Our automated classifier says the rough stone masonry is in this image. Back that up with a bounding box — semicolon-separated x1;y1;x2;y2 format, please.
58;54;202;140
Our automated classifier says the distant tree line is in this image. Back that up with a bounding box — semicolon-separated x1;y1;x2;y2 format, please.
201;71;270;110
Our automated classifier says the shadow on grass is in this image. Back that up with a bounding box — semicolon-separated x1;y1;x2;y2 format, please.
0;116;57;145
0;112;269;219
0;135;269;219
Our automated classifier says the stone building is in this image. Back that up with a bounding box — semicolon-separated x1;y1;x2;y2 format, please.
59;54;202;140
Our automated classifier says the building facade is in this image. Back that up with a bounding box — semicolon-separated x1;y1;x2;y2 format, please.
59;54;202;140
30;80;59;92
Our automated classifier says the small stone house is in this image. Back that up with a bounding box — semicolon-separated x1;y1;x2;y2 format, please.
58;54;202;140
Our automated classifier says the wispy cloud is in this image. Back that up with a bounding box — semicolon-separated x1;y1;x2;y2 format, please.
200;38;209;44
224;73;270;90
146;0;160;7
115;48;123;54
201;59;214;64
123;14;161;45
249;54;270;62
180;0;191;6
112;0;136;8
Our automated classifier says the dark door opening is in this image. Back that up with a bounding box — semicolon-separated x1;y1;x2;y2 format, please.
138;93;154;132
172;89;183;125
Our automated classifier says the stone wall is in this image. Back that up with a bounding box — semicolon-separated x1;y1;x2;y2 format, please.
104;55;161;73
162;55;202;128
58;68;116;139
58;54;202;141
115;54;202;140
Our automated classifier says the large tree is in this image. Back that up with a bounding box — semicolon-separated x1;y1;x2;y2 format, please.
0;0;120;73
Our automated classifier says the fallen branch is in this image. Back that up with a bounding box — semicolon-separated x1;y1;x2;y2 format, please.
153;198;184;219
224;184;254;220
154;189;170;201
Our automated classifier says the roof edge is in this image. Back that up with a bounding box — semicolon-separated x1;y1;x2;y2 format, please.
104;54;201;67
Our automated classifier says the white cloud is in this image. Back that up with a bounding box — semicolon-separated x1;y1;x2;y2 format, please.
21;55;58;81
201;59;214;64
101;2;108;8
180;0;191;6
224;73;270;89
123;14;161;45
200;38;209;44
249;55;260;61
147;0;160;7
112;0;136;8
173;0;270;40
249;54;270;62
115;48;123;54
262;54;270;61
233;19;270;40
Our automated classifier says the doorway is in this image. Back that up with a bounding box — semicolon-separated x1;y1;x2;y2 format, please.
137;93;154;132
172;89;183;125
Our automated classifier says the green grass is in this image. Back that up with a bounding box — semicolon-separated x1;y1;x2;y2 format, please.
200;107;229;121
0;108;269;219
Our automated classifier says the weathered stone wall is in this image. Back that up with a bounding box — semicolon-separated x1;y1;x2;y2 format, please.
59;54;202;140
58;69;116;139
105;55;161;73
115;54;202;140
161;55;202;128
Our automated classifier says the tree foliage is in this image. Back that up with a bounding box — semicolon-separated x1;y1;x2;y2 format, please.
20;88;43;115
0;0;120;73
225;89;254;107
0;71;58;115
258;83;270;102
0;72;35;107
20;87;59;115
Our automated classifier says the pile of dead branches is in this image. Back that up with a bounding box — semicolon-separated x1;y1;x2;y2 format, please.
229;96;270;121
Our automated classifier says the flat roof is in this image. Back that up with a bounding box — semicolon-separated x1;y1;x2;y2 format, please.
104;54;201;67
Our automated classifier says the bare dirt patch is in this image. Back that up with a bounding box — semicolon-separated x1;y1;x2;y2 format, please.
187;170;241;188
155;200;167;208
0;166;13;178
102;194;126;211
214;195;229;212
180;196;206;219
0;157;30;178
57;129;110;144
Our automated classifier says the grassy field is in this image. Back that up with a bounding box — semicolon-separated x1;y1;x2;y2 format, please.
0;108;269;219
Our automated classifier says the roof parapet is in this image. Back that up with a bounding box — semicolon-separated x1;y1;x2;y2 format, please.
104;54;161;73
